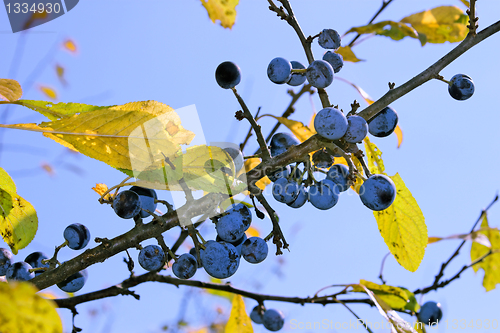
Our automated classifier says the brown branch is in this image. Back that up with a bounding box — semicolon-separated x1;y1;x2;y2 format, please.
357;20;500;121
55;271;375;309
414;194;498;295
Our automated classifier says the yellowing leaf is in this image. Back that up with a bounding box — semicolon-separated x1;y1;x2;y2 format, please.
351;280;409;310
246;226;260;238
0;188;38;254
429;229;493;247
347;20;418;41
363;137;385;175
335;46;363;63
243;158;270;191
55;64;67;86
2;100;195;175
0;79;22;101
201;0;239;29
39;86;57;100
351;155;364;193
359;284;417;333
0;282;62;333
401;6;469;44
206;277;234;302
470;214;500;291
257;114;314;143
336;77;374;105
14;100;110;121
394;125;403;148
374;173;427;272
225;295;253;333
460;0;470;8
63;39;78;53
0;167;17;194
92;183;111;200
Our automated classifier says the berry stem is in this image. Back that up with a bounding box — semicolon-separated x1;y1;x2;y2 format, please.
232;88;272;161
255;193;289;254
291;68;307;74
434;75;450;85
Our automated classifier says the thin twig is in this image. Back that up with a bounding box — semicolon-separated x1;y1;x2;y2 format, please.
240;107;261;153
378;253;391;285
232;88;272;161
348;0;395;47
255;193;289;255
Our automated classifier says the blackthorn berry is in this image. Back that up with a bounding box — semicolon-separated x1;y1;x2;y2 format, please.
241;237;268;264
448;74;474;100
314;107;348;140
6;262;35;281
359;174;396;211
215;61;241;89
25;251;49;276
263;309;285;331
57;269;88;293
215;203;252;242
272;178;299;204
64;223;91;250
138;245;165;271
418;301;443;325
309;179;340;210
172;253;198;279
0;248;13;276
306;60;334;89
368;106;398;138
250;305;265;324
287;185;308;208
318;29;341;49
200;241;240;279
267;57;292;84
129;186;157;218
113;190;142;219
326;164;350;192
322;51;343;73
287;61;307;86
270;133;299;157
343;115;368;143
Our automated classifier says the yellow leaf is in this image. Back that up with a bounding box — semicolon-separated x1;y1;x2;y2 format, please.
374;173;427;272
243;158;270;191
0;167;17;194
0;282;62;333
201;0;239;29
460;0;470;8
39;86;57;100
359;284;417;333
401;6;469;44
470;214;500;291
225;295;253;333
428;236;442;244
0;79;22;101
257;114;314;143
346;20;418;41
92;183;112;200
0;188;38;254
394;125;403;148
351;155;364;193
335;46;363;63
2;101;195;176
351;280;409;310
63;39;78;53
246;226;260;238
14;100;110;121
363;137;385;175
55;64;67;86
414;322;427;333
336;77;374;105
429;229;494;247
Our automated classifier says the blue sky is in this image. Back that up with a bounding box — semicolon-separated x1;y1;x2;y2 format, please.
1;1;500;332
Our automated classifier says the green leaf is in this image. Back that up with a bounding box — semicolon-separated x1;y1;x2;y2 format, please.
346;20;418;41
401;6;469;43
335;46;363;63
201;0;239;29
0;188;38;254
352;280;409;310
0;282;62;333
225;295;253;333
364;138;427;272
399;287;420;312
470;213;500;291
